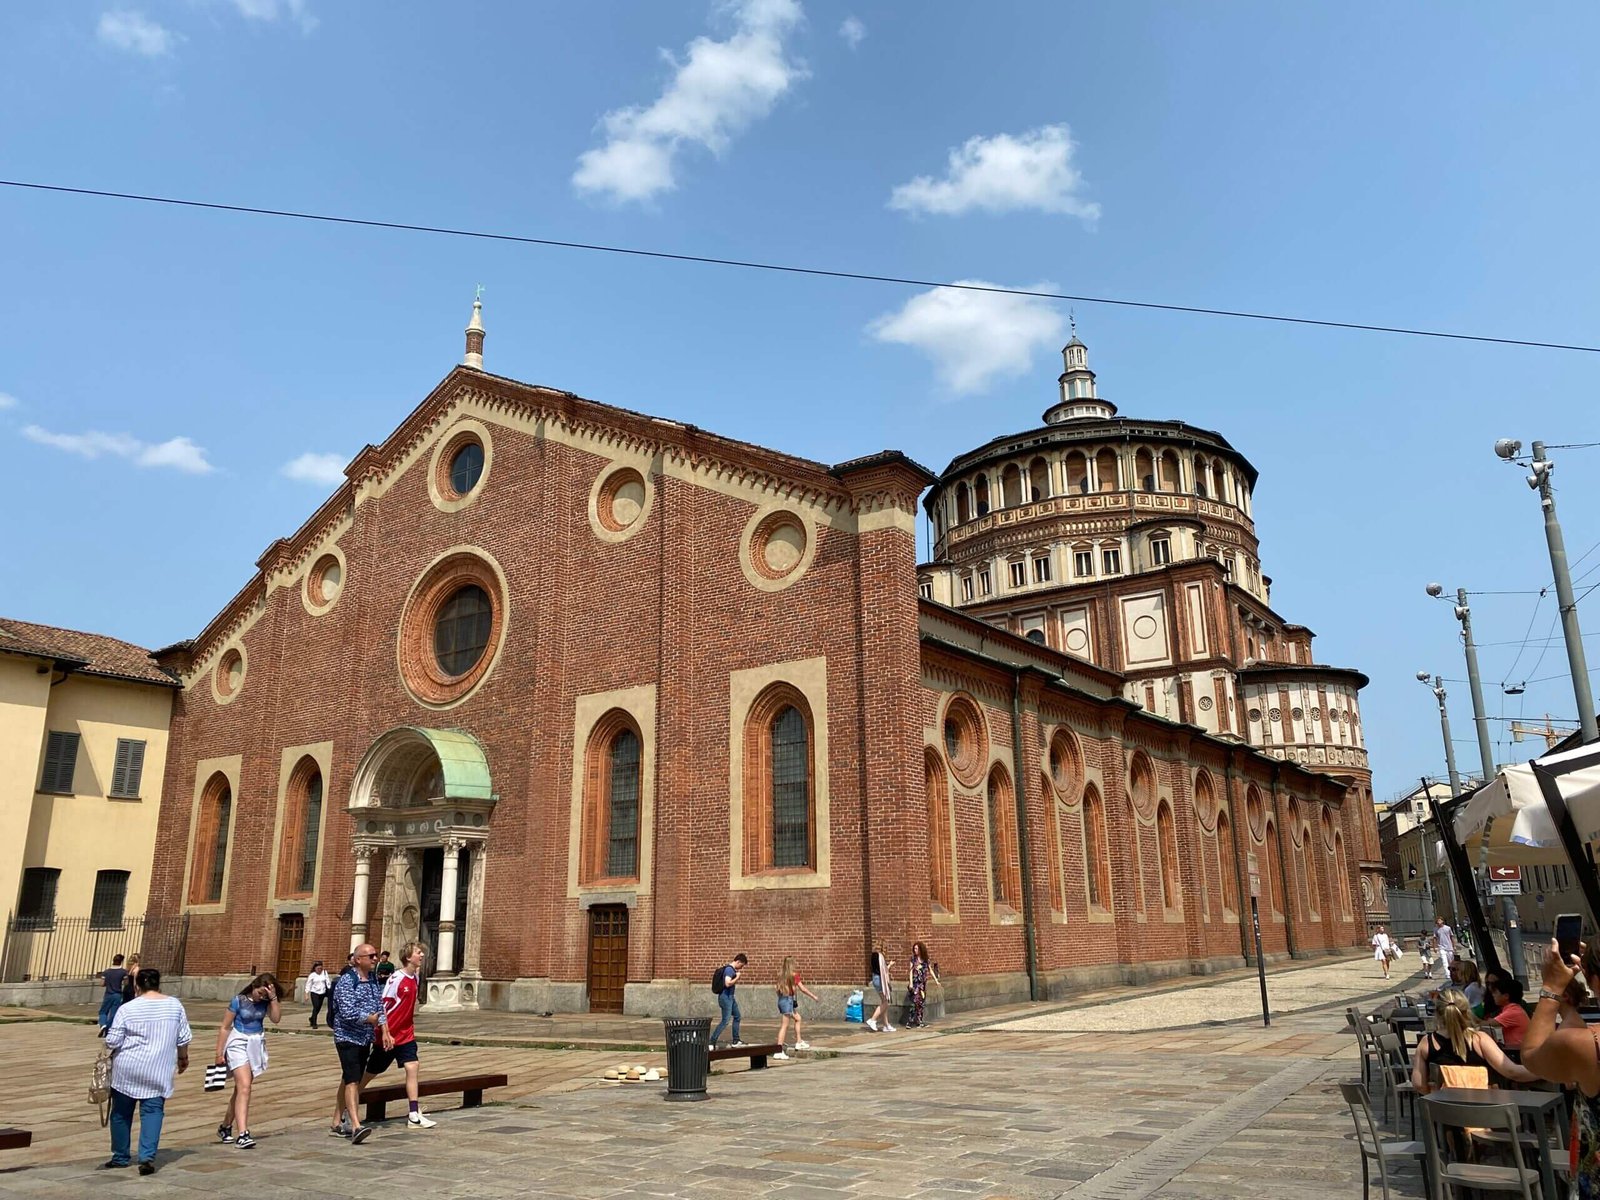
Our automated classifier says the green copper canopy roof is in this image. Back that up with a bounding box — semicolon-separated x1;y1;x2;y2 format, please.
406;726;493;801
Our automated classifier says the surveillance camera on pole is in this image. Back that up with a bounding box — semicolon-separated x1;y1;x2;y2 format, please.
1417;670;1431;682
1426;582;1444;598
1494;438;1522;461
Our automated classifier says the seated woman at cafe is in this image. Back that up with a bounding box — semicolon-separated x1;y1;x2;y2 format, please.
1452;959;1485;1010
1411;988;1535;1094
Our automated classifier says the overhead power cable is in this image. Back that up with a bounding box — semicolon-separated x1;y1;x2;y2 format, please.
4;177;1600;354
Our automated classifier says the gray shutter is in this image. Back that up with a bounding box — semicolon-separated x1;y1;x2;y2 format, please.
125;739;145;795
41;731;80;793
111;740;131;797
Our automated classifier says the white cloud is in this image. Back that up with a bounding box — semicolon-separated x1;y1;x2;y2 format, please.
839;15;865;49
217;0;318;31
573;0;807;204
281;451;346;485
97;10;181;56
22;424;215;473
889;124;1100;221
0;393;17;410
869;282;1066;395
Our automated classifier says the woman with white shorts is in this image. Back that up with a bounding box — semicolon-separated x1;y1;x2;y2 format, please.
214;973;282;1150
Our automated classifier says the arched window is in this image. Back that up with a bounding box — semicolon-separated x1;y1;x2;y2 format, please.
1001;464;1023;508
742;687;815;873
1334;832;1352;919
1084;783;1110;910
189;772;232;905
1156;802;1180;910
1135;448;1156;492
1064;451;1089;494
1302;830;1319;917
1193;453;1209;497
276;757;324;897
1212;457;1228;502
927;751;955;913
1217;810;1238;915
1095;447;1118;493
974;476;990;517
1028;457;1050;502
987;766;1021;910
1157;449;1180;493
956;486;971;524
1263;820;1282;917
581;712;644;883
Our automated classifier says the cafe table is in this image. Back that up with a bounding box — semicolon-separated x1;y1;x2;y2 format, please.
1428;1086;1565;1200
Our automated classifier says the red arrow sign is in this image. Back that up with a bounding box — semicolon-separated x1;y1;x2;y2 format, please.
1489;865;1523;881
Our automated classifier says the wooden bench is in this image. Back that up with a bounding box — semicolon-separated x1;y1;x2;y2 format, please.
358;1073;508;1124
0;1128;33;1151
708;1042;783;1071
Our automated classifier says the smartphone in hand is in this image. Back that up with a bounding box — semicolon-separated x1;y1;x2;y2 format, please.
1557;912;1583;963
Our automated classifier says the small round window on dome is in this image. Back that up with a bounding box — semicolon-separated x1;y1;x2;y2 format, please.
449;440;484;495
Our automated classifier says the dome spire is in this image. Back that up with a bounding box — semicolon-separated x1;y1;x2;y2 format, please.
463;285;486;370
1042;324;1115;424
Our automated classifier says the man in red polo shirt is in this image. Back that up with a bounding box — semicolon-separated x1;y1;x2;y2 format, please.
362;942;436;1129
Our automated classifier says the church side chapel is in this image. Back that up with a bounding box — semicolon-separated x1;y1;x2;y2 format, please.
146;303;1381;1013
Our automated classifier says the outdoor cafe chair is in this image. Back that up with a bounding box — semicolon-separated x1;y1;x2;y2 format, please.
1348;1007;1385;1088
1421;1096;1545;1199
1339;1082;1427;1200
1375;1031;1419;1137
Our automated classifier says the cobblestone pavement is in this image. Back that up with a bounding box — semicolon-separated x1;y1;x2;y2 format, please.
0;958;1426;1198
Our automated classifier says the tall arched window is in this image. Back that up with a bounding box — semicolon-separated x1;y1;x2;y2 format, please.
974;476;991;516
987;767;1021;910
189;772;232;905
1157;449;1180;493
1064;451;1089;494
956;486;971;523
1001;464;1023;508
927;751;954;913
276;757;324;897
581;712;644;883
1302;829;1320;917
1028;457;1050;502
1095;448;1119;493
1263;820;1282;917
1217;810;1238;915
1083;783;1110;910
1156;802;1180;910
1334;832;1352;919
1135;448;1156;492
742;686;815;873
1044;772;1064;912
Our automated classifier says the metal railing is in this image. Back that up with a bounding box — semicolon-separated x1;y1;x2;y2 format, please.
1;915;189;983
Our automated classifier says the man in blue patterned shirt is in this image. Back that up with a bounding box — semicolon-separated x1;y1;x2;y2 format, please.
328;943;389;1145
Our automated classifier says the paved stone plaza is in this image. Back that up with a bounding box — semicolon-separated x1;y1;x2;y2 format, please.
0;955;1425;1198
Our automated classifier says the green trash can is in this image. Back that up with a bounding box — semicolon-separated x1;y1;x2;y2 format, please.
663;1016;711;1102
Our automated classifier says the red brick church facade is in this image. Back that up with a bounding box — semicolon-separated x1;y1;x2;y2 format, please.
146;307;1381;1012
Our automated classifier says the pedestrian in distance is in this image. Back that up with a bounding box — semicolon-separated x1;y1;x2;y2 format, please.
1419;934;1436;980
866;946;895;1032
101;967;191;1176
328;943;388;1145
1434;915;1456;973
98;953;129;1036
215;972;282;1149
375;949;396;985
905;942;939;1028
360;941;436;1127
306;960;332;1028
773;956;820;1058
120;954;141;1005
709;953;748;1050
1370;925;1395;980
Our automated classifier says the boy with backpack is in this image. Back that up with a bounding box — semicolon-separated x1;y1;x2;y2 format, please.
709;953;748;1050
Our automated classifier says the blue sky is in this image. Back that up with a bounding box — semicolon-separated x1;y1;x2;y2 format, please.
2;2;1597;802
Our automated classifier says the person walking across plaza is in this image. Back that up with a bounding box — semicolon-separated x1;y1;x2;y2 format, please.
98;953;129;1036
709;953;747;1049
1434;915;1456;973
102;967;191;1176
329;943;388;1145
1371;925;1395;980
773;956;820;1058
306;960;332;1028
906;942;939;1027
361;941;436;1128
867;946;896;1032
215;973;282;1149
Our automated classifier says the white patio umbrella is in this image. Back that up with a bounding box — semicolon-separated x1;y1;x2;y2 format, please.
1450;741;1600;863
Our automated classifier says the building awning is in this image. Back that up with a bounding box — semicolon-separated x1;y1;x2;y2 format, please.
1450;741;1600;862
408;727;493;801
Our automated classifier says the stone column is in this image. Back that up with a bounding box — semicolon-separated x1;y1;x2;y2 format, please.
437;836;463;975
350;844;375;951
460;843;485;980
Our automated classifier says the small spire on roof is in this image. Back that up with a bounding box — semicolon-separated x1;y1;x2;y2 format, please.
463;286;485;369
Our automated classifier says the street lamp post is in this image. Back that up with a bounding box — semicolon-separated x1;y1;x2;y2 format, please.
1416;672;1463;928
1426;583;1527;983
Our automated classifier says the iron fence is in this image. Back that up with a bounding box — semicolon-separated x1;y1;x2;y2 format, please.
1;914;189;983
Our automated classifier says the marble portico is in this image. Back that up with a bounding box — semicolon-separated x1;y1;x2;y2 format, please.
346;726;495;1010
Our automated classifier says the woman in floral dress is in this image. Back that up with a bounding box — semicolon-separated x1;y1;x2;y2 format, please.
906;942;937;1028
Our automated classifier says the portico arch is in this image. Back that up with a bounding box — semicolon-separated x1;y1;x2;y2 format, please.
346;727;496;1009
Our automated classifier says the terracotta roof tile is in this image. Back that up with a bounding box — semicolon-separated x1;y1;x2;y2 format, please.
0;618;181;688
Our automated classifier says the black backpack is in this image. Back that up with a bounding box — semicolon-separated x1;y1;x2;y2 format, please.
327;965;353;1022
711;964;726;995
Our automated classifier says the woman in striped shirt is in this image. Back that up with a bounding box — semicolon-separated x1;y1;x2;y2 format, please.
102;968;192;1175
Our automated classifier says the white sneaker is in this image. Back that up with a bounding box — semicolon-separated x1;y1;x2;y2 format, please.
732;1041;747;1048
793;1040;811;1051
883;1022;896;1032
772;1051;789;1060
407;1112;437;1129
865;1018;879;1031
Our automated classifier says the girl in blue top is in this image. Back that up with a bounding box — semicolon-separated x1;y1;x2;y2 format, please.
214;973;282;1150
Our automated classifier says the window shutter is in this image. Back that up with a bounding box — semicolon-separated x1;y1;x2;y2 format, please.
40;731;80;794
125;740;146;795
111;740;130;797
111;739;146;797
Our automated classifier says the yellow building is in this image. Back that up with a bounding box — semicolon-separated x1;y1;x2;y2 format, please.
0;619;177;990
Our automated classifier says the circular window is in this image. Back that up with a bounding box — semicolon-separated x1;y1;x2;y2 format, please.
1064;627;1089;654
1268;707;1282;723
942;695;987;788
1247;708;1262;723
397;549;507;707
212;644;247;705
1025;629;1046;645
754;513;807;579
1198;695;1214;711
1291;706;1304;722
1048;729;1081;800
448;441;484;496
598;468;647;532
305;552;343;611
